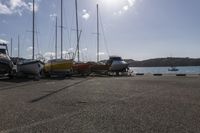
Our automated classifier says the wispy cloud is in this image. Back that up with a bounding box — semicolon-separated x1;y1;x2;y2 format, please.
82;9;90;21
96;52;105;56
44;51;55;59
0;3;12;15
114;0;137;16
0;0;40;16
49;13;57;21
26;46;33;52
0;38;8;44
82;48;88;51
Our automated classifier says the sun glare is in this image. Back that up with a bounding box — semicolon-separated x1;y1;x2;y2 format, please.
101;0;123;7
100;0;136;12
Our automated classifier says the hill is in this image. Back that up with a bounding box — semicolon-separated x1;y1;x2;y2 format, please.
126;57;200;67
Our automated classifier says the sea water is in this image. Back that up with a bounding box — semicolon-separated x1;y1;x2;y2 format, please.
130;66;200;74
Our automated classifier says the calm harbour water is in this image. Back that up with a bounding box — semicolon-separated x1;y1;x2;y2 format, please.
130;66;200;74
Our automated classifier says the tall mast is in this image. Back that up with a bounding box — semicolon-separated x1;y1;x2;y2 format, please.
61;0;63;59
55;16;58;59
75;0;80;62
10;38;12;57
97;4;100;62
32;0;35;60
18;35;20;58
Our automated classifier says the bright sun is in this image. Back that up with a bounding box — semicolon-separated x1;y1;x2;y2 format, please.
101;0;123;7
100;0;136;9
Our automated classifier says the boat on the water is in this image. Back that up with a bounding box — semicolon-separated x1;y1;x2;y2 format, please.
107;56;129;73
0;43;14;78
168;66;179;71
43;59;73;77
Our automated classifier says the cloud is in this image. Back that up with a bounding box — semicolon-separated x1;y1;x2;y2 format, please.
0;39;8;44
82;48;88;51
123;5;129;11
97;52;105;56
26;46;33;52
82;9;90;20
0;0;40;16
0;3;12;15
114;0;137;16
44;52;55;59
49;13;57;21
128;0;136;7
68;48;74;52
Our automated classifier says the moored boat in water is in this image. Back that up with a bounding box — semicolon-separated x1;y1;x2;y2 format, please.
168;66;179;71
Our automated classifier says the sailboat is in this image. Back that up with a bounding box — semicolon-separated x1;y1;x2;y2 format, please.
90;4;110;74
43;6;73;78
72;0;91;76
91;5;129;75
0;43;14;78
17;0;44;79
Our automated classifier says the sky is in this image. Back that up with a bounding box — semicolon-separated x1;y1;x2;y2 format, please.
0;0;200;61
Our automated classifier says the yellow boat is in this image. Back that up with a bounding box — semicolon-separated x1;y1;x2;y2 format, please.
43;59;73;77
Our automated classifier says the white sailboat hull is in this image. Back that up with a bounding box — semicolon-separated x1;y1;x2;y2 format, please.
18;60;44;76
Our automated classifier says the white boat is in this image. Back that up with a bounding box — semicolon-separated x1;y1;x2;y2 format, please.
16;0;44;79
17;60;44;78
0;43;14;78
107;56;129;72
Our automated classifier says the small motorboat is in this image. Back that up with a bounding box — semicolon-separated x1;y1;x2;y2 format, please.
107;56;129;73
0;43;14;78
168;66;179;71
43;59;73;77
17;59;44;79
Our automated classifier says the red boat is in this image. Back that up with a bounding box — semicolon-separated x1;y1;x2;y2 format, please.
72;62;91;76
89;62;110;75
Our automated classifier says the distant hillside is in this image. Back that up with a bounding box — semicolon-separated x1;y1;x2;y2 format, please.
126;58;200;67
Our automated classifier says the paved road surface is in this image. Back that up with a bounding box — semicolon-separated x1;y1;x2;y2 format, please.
0;76;200;133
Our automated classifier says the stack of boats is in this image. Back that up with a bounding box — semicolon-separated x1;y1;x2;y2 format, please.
0;43;129;79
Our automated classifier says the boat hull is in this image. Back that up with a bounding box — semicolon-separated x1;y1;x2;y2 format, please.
44;59;73;76
18;60;44;76
0;62;12;75
110;60;129;72
72;63;91;75
0;55;13;75
90;64;110;73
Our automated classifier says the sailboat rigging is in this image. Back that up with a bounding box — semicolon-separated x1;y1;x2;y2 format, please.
43;0;73;78
16;0;44;80
72;0;91;76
